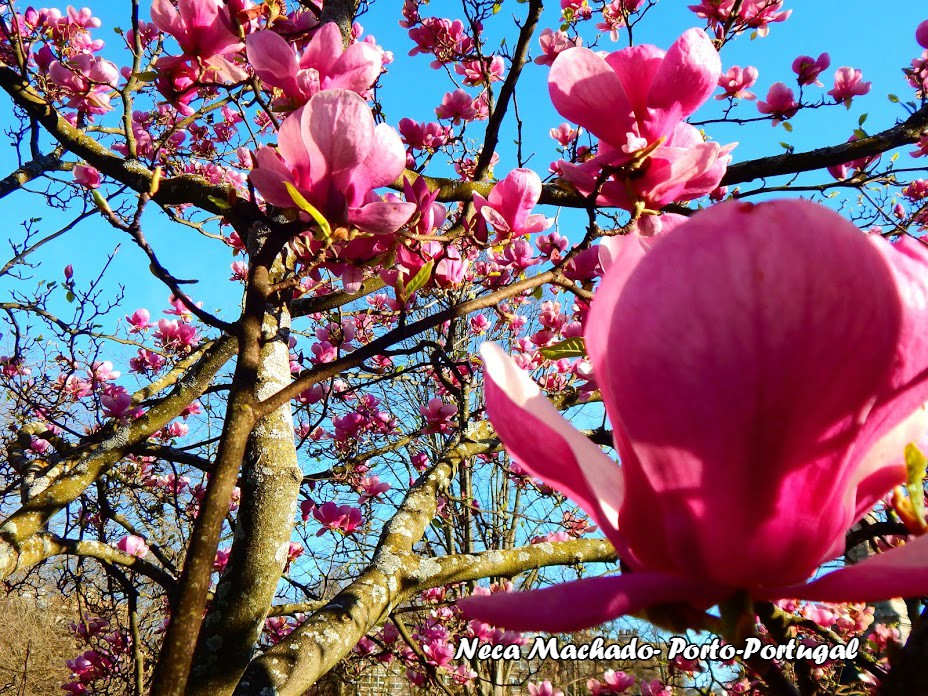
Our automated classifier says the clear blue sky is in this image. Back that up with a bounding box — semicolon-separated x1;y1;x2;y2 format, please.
1;0;926;348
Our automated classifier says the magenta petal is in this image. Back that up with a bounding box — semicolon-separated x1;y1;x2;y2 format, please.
341;123;406;205
648;28;721;121
603;44;665;123
246;31;301;95
590;200;903;587
300;22;343;75
489;168;543;230
304;90;373;179
763;534;928;603
348;200;416;235
327;41;383;94
549;48;636;146
458;572;723;634
249;147;298;208
150;0;183;38
480;343;623;546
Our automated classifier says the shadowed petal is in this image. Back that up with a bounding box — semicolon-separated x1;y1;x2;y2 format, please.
246;30;301;95
549;48;636;145
459;572;723;633
481;342;623;546
762;534;928;603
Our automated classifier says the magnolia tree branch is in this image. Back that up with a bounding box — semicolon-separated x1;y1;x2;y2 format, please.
12;533;178;592
0;335;238;581
473;0;543;179
0;151;72;200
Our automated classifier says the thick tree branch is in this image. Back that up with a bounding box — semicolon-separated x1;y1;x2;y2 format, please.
0;335;237;580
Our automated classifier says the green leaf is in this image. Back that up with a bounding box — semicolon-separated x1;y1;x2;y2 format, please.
285;182;331;240
206;195;232;210
531;285;544;300
65;290;75;303
858;113;868;127
778;142;793;151
539;336;587;360
853;128;867;140
888;93;900;103
905;443;927;522
781;121;793;132
403;259;434;299
133;71;158;83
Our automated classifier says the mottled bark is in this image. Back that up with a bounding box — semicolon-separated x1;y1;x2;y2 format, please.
188;298;302;696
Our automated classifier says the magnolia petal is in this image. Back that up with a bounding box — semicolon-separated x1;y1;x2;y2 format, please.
549;48;636;146
348;200;416;235
327;41;383;95
300;22;343;76
481;342;623;546
246;30;302;95
458;572;721;634
249;147;298;208
763;534;928;603
150;0;183;37
304;90;374;179
341;123;407;204
489;168;543;231
648;28;721;121
603;44;665;123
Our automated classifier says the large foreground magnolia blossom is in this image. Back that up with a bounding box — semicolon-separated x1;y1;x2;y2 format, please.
460;199;928;633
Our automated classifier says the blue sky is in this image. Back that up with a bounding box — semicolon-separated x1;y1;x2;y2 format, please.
1;0;926;346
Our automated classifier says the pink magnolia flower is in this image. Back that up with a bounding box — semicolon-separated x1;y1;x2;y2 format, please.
757;82;799;125
150;0;246;82
688;0;790;38
828;67;871;105
214;548;230;574
550;122;580;145
911;132;928;159
246;22;383;109
455;55;506;86
716;65;758;100
116;535;149;559
588;669;636;695
548;29;732;210
249;90;415;235
460;199;928;634
535;28;582;67
527;681;563;696
312;501;364;535
73;164;101;188
792;52;830;86
126;309;152;332
435;88;479;123
420;397;458;434
917;19;928;50
358;475;391;504
473;169;554;241
639;680;672;696
398;118;452;150
49;54;119;116
154;319;198;352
